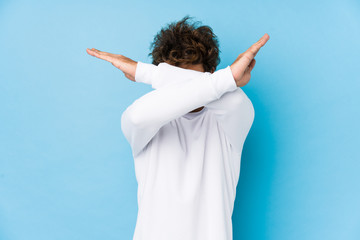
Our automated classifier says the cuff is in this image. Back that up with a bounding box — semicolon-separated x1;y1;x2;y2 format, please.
210;65;238;98
134;61;157;85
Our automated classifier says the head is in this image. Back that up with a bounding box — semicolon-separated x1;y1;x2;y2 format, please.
148;15;221;73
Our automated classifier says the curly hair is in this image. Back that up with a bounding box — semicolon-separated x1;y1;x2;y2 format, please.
148;15;221;73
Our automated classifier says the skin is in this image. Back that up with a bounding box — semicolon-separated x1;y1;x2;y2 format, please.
86;33;270;113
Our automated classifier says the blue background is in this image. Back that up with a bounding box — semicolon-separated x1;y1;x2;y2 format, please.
1;0;359;239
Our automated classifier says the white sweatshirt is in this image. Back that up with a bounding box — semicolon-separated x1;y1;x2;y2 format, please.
121;61;255;240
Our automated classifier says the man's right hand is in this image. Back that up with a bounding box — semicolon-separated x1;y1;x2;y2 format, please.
86;48;138;81
230;33;270;87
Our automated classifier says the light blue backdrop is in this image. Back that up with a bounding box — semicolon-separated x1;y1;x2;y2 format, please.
1;0;359;239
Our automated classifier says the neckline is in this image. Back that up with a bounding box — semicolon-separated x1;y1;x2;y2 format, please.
182;107;206;119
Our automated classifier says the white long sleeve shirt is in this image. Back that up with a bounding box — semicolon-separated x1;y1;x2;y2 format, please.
121;61;255;240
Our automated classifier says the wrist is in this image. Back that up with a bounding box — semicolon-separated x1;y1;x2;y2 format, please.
118;55;137;79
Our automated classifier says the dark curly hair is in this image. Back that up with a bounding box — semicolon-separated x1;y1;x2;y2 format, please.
148;15;221;73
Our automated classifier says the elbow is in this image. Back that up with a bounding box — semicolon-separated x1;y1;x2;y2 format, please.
121;107;146;129
121;108;147;147
231;88;246;105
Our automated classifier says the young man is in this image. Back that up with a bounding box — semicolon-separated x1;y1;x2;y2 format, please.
87;16;269;240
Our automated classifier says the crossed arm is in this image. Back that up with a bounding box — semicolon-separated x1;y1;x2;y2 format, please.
86;33;269;157
129;61;256;156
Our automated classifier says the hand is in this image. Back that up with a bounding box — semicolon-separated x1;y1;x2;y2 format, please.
230;33;270;87
86;48;137;81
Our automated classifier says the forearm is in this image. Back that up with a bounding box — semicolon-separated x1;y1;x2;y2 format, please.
135;61;206;89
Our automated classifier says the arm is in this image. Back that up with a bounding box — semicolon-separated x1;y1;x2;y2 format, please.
135;61;255;154
87;33;269;155
121;64;238;157
134;61;206;89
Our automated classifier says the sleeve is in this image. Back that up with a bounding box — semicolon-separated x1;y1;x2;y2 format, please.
134;61;205;89
133;61;255;154
120;61;239;157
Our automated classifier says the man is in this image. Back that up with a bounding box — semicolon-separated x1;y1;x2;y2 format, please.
87;16;269;240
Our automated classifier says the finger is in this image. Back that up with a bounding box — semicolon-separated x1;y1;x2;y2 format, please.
249;59;256;71
88;48;109;57
91;48;108;55
87;48;102;57
247;33;270;58
87;48;115;63
244;59;255;74
236;34;269;71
